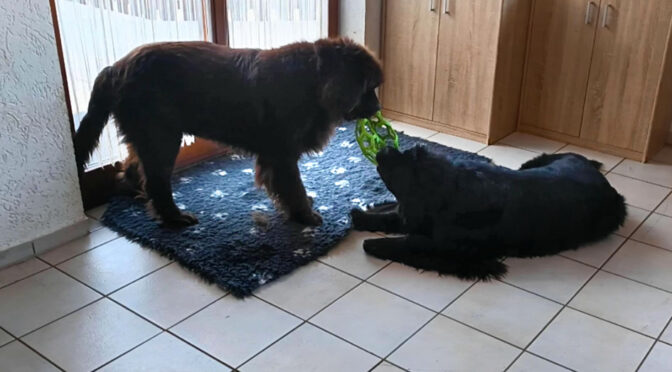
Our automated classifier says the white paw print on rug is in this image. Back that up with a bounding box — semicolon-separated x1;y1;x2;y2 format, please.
303;161;319;169
293;247;313;258
251;271;273;285
212;169;227;176
330;167;347;175
251;204;269;211
351;198;367;209
335;180;350;188
210;190;227;198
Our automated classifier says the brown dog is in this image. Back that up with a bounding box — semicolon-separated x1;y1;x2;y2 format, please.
74;38;383;227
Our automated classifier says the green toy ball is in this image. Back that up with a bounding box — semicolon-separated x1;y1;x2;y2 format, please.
356;111;400;165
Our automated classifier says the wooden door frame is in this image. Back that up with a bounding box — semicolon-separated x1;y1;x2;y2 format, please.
51;0;339;210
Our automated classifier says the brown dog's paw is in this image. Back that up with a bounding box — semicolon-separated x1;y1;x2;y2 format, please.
292;210;323;226
160;212;199;228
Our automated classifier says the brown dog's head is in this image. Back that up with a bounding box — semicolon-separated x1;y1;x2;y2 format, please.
315;38;383;121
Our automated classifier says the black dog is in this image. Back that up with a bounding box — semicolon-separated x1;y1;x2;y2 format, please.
74;38;383;227
351;146;626;279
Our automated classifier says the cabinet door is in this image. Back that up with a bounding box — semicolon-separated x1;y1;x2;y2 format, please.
580;0;672;151
432;0;502;134
519;0;599;136
381;0;440;120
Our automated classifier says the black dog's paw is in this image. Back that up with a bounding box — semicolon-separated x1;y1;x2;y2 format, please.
160;212;199;229
350;208;368;230
362;238;386;257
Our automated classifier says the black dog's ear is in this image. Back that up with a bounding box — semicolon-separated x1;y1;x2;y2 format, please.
408;145;430;160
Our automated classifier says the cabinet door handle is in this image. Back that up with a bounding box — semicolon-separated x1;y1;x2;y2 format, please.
602;4;614;28
444;0;451;14
585;1;597;24
430;0;436;11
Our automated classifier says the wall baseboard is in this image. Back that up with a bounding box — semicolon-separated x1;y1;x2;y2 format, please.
0;218;90;269
33;218;89;255
0;242;35;269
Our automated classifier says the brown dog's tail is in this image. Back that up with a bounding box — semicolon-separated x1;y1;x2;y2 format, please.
73;66;116;173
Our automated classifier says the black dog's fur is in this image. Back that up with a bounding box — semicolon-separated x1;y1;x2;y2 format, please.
74;38;383;227
351;146;626;280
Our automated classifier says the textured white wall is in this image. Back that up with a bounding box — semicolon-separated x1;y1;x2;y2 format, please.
339;0;382;57
0;0;86;250
339;0;366;44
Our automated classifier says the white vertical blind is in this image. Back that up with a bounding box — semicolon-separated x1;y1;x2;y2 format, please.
55;0;211;171
227;0;328;49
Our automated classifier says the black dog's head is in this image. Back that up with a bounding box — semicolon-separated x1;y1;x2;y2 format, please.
376;146;431;198
315;37;383;121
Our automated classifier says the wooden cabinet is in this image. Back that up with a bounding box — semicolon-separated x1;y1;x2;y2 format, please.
520;0;672;161
381;0;532;143
380;0;440;120
519;0;598;136
432;0;501;134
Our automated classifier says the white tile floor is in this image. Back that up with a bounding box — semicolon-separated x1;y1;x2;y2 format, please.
1;124;672;371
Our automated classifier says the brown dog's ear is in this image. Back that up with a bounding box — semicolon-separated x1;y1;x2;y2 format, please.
315;38;364;114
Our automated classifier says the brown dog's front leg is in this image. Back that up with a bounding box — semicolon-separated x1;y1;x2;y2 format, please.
256;157;322;226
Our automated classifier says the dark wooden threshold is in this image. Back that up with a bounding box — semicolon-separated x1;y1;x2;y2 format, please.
79;142;230;211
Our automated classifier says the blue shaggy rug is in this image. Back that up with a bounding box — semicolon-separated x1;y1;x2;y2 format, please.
102;123;490;297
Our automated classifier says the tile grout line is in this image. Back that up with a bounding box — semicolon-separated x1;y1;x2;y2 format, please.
609;170;672;190
6;181;665;372
96;293;232;369
0;263;53;291
506;198;658;371
39;233;123;267
504;212;637;370
635;315;672;371
15;296;105;340
374;280;481;370
9;231;387;370
45;255;236;371
637;315;672;370
165;329;238;371
237;261;395;370
496;267;666;341
90;332;165;372
10;257;224;370
0;327;61;371
14;338;66;372
163;293;240;370
0;326;14;347
50;231;646;369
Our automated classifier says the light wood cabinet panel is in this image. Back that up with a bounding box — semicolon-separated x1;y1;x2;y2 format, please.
432;0;502;134
381;0;440;120
519;0;599;136
580;0;672;151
